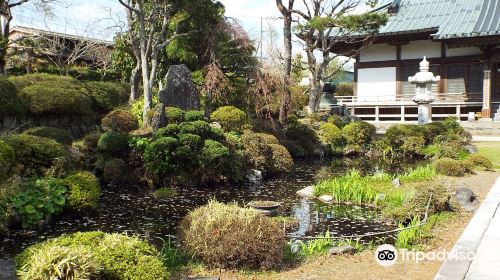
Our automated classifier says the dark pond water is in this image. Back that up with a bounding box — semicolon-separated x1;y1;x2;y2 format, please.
0;158;419;259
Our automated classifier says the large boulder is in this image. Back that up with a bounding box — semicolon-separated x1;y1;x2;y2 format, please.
453;187;478;212
159;65;200;111
151;103;166;132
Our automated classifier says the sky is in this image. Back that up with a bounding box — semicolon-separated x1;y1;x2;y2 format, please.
11;0;369;64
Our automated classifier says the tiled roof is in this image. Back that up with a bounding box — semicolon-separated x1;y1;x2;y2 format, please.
374;0;500;39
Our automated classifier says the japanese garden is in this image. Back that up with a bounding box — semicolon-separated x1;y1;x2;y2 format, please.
1;0;500;279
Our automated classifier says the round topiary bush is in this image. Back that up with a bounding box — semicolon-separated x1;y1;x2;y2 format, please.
20;81;92;115
103;158;128;184
319;123;343;153
341;121;376;146
179;121;212;138
23;127;73;145
15;231;169;280
84;82;129;112
82;131;102;150
269;144;294;173
385;124;427;148
155;124;179;138
97;131;129;156
179;201;286;269
434;158;468;177
210;106;250;133
464;154;493;171
255;133;280;145
101;109;139;133
63;171;101;211
165;107;186;124
0;140;15;181
16;244;98;280
0;76;25;116
1;134;68;175
185;110;205;122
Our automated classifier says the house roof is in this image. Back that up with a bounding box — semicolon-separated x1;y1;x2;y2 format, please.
9;26;114;46
374;0;500;40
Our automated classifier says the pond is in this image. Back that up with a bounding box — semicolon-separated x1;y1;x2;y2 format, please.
0;158;419;259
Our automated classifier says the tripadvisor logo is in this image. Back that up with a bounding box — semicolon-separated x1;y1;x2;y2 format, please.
375;244;397;267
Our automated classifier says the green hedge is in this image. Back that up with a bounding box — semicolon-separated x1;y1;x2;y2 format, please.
84;82;129;112
8;73;76;91
20;81;92;115
63;171;101;211
1;134;68;176
0;140;15;181
0;76;25;116
23;127;73;145
15;232;169;280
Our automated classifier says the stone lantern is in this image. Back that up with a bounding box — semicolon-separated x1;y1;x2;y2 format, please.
408;57;440;125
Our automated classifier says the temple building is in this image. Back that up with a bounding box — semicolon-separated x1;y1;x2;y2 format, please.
340;0;500;121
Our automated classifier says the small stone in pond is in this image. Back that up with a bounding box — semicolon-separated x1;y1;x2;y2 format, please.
329;245;356;256
319;195;334;203
297;186;315;198
392;178;401;187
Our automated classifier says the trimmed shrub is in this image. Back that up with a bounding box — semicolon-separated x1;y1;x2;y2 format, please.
8;73;75;91
284;123;321;158
201;139;230;165
103;158;128;184
84;81;128;112
342;121;376;146
23;127;72;145
384;124;426;147
401;136;426;156
165;107;186;124
210;106;250;132
1;134;68;175
0;76;25;116
465;154;493;171
425;141;469;160
434;158;468;177
255;133;280;145
179;201;286;269
185;110;205;122
178;133;203;150
97;131;129;156
0;140;15;181
20;81;92;115
16;232;169;280
319;123;343;153
63;171;101;211
269;144;294;173
335;82;353;96
101;109;139;133
17;244;97;280
328;115;348;128
179;120;212;138
82;132;102;150
156;124;180;138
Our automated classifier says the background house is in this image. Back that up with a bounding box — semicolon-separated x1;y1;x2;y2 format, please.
340;0;500;121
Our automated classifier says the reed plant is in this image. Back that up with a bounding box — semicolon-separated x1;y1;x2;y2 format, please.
399;165;436;183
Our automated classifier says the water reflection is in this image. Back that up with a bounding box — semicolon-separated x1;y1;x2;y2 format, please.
0;158;417;257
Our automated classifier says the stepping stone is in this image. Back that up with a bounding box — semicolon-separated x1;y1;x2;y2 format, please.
319;195;334;203
297;186;315;199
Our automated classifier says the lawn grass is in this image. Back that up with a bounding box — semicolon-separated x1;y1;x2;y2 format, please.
475;142;500;169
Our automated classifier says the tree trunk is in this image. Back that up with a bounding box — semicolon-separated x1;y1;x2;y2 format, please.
141;51;153;126
278;14;293;126
0;8;11;76
308;73;323;113
129;64;141;103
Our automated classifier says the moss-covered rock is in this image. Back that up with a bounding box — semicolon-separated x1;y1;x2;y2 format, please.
210;106;250;133
23;127;73;145
15;232;169;280
103;158;128;184
101;109;138;133
1;134;68;176
63;171;101;212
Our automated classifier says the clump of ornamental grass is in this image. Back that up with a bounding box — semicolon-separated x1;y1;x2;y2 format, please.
178;201;286;269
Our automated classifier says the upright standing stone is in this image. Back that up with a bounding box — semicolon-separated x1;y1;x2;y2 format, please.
151;103;166;132
159;65;200;111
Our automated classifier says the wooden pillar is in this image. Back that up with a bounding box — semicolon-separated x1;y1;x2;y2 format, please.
482;63;492;118
353;54;359;97
396;44;402;99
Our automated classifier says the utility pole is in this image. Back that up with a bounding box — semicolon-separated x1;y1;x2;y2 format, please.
260;16;263;64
